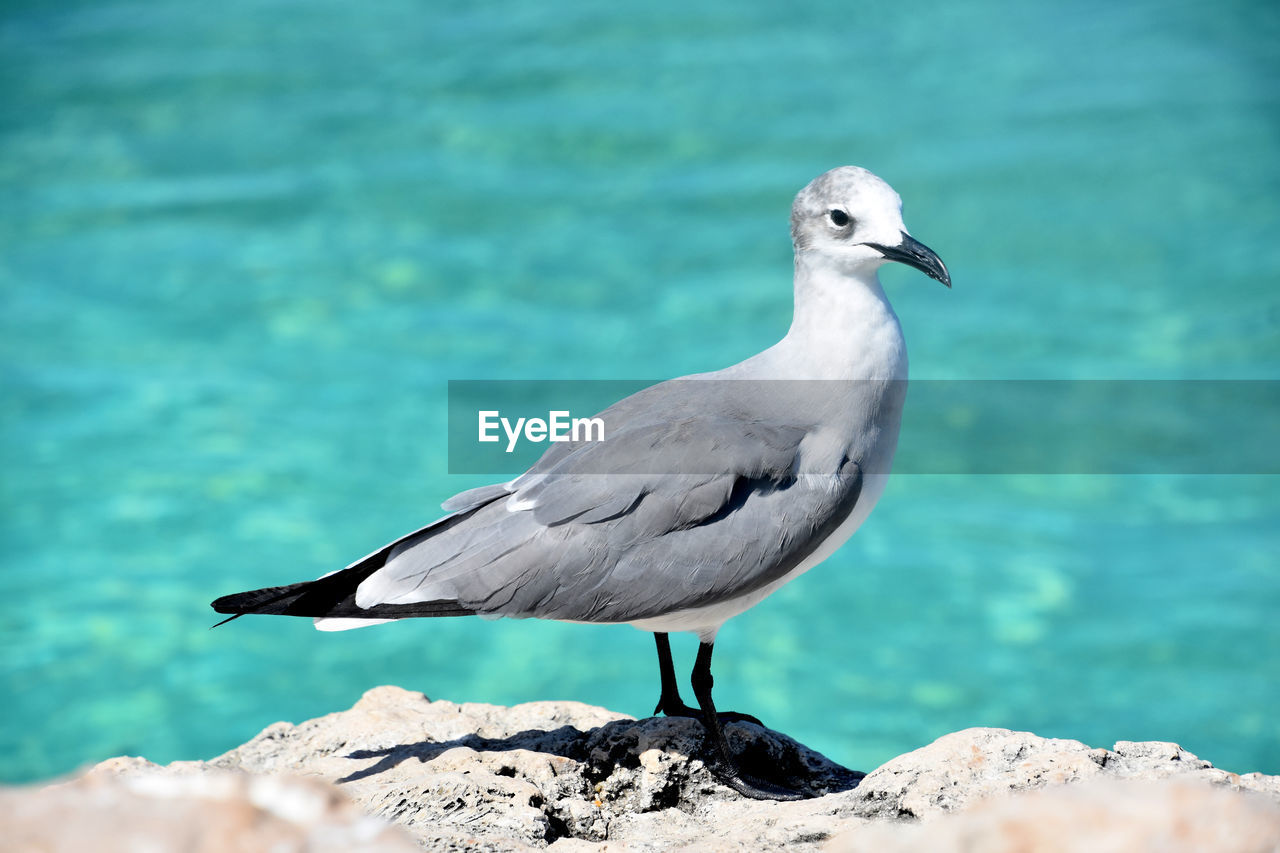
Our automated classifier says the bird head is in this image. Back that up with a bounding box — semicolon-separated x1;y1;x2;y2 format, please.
790;166;950;288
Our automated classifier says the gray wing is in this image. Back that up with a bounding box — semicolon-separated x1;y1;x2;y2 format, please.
355;381;864;623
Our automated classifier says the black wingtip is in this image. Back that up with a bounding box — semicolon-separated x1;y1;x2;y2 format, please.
209;572;480;623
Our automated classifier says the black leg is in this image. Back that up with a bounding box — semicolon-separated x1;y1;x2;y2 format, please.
653;633;763;725
690;641;802;801
653;632;701;717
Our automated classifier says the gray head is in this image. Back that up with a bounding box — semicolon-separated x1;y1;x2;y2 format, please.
790;166;950;287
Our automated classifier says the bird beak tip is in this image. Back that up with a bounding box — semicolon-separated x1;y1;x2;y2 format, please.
865;233;951;289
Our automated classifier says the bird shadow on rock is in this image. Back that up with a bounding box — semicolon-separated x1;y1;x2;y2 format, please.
335;715;864;800
335;724;588;784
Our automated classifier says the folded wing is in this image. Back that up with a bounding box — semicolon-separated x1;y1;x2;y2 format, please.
353;381;864;624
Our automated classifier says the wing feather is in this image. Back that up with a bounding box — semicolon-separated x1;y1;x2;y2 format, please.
355;378;863;624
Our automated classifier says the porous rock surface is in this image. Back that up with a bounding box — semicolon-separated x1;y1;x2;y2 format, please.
6;685;1278;852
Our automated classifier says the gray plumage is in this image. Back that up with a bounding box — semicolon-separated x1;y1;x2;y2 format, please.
360;380;872;624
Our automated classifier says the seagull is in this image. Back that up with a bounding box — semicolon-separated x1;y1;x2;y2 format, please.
212;166;950;800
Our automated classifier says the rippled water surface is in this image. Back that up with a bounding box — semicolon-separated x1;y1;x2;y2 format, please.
2;0;1278;782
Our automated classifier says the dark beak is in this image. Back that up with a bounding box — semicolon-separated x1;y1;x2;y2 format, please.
863;232;951;288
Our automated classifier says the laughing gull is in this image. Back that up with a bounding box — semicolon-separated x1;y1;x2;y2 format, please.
212;166;950;800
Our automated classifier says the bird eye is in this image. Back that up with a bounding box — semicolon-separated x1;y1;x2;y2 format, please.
828;209;850;227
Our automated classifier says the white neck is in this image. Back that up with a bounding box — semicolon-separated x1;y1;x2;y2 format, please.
747;252;907;381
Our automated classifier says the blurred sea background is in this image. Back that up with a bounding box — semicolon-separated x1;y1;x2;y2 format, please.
2;0;1277;784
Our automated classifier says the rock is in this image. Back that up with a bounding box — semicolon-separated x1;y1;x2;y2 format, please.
4;687;1277;852
1;762;419;853
850;727;1280;821
831;778;1280;852
205;685;863;848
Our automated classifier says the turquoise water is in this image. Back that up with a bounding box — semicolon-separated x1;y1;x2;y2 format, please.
3;0;1278;783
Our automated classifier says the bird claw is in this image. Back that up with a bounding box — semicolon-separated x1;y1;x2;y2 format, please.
714;710;764;727
706;759;806;801
654;698;764;728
